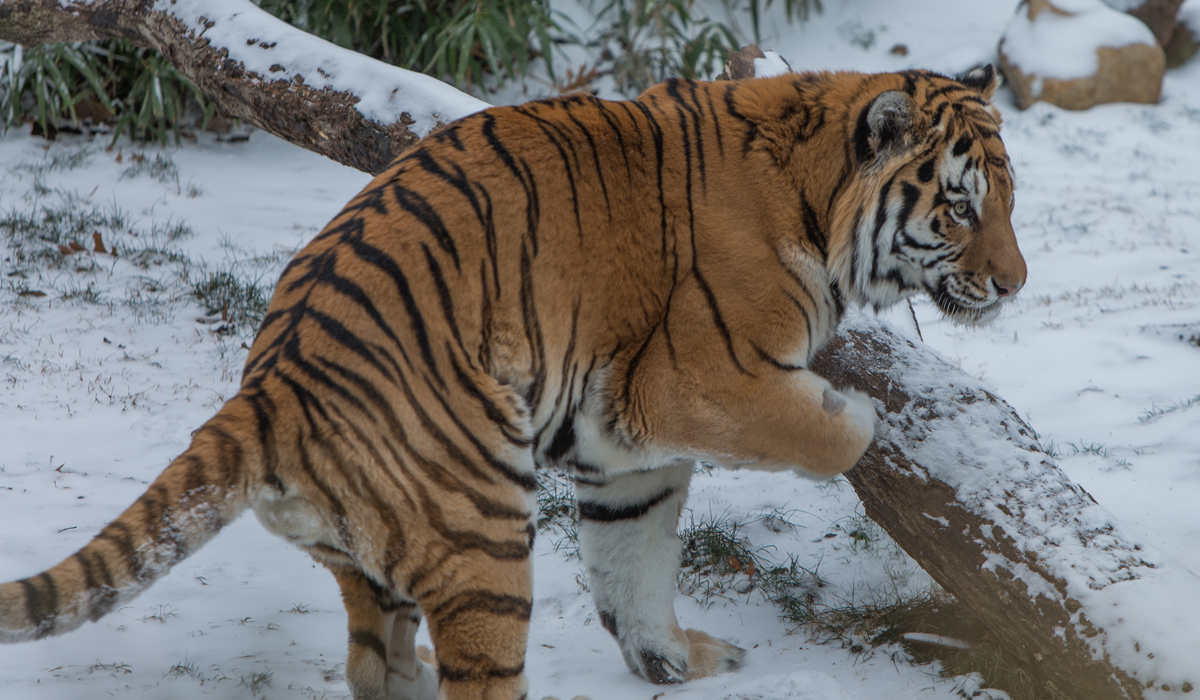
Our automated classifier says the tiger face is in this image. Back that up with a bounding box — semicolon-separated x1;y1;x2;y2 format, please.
828;66;1027;326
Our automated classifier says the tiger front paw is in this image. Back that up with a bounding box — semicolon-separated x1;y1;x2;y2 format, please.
833;387;876;443
623;627;745;684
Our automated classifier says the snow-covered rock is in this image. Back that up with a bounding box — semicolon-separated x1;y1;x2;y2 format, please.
999;0;1165;110
1167;0;1200;66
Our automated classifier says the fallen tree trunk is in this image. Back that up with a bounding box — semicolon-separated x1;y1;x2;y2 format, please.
812;313;1200;699
0;0;488;173
8;8;1200;697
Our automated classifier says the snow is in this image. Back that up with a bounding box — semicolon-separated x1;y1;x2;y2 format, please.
840;309;1200;691
753;51;794;78
151;0;488;134
3;0;1200;698
1183;0;1200;30
1000;0;1157;93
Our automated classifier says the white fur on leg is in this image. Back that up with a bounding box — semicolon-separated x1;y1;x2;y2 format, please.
576;463;716;683
387;612;436;700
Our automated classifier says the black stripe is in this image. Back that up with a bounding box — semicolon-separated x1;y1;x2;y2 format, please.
413;149;491;252
514;106;583;237
318;353;526;519
705;88;725;159
438;661;525;683
417;365;539;493
596;101;634;185
620;327;658;417
518;244;546;410
389;182;460;270
349;629;388;661
347;237;444;389
431;590;533;627
578;487;675;522
782;287;815;345
752;342;805;371
446;349;530;447
722;83;755;156
96;520;142;583
563;100;612;214
668;80;707;193
71;550;118;622
482;113;540;253
544;419;575;464
918;158;936;183
629;101;669;257
800;194;828;260
20;573;58;637
599;610;619;637
848;205;864;288
473;182;502;295
692;267;749;374
854;100;873;164
412;479;533;559
421;243;471;364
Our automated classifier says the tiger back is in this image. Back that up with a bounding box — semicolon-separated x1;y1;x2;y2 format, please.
0;66;1024;700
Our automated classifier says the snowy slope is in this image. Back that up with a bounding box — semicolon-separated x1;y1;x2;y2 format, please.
2;0;1199;698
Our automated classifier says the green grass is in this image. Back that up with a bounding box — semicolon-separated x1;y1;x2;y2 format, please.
669;504;1082;699
1139;394;1200;423
536;469;580;559
86;661;133;675
2;1;824;140
1;146;285;344
238;669;273;695
185;267;273;335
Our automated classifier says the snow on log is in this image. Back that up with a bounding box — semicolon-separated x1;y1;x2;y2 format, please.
0;0;488;173
811;312;1200;699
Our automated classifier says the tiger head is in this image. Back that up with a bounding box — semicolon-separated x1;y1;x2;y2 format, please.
735;65;1021;327
824;65;1026;326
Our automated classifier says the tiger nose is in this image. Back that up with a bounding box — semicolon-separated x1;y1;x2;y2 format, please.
994;280;1023;298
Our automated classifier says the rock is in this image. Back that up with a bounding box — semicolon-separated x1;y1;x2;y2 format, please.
999;0;1166;110
1165;0;1200;67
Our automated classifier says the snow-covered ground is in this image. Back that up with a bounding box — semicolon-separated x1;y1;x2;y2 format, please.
2;0;1198;698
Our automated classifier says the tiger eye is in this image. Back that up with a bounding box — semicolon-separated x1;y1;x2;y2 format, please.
952;201;971;218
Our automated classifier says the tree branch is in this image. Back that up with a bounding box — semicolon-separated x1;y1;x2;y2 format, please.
0;0;488;173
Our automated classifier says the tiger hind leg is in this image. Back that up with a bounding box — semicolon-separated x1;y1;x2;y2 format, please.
575;462;745;684
416;542;535;699
330;565;437;700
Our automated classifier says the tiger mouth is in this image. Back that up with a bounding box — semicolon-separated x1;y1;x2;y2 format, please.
928;286;1004;326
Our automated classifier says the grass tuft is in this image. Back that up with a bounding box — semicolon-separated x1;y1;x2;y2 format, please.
1139;394;1200;423
536;469;579;559
185;266;272;335
238;669;273;695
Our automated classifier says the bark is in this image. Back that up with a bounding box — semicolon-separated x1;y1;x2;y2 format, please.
0;0;487;174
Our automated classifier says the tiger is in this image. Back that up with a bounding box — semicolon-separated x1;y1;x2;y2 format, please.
0;64;1025;700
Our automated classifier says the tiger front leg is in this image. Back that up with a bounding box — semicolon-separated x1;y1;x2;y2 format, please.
622;325;877;479
576;463;745;684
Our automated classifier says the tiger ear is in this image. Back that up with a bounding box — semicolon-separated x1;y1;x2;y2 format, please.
855;90;919;166
956;64;1001;101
